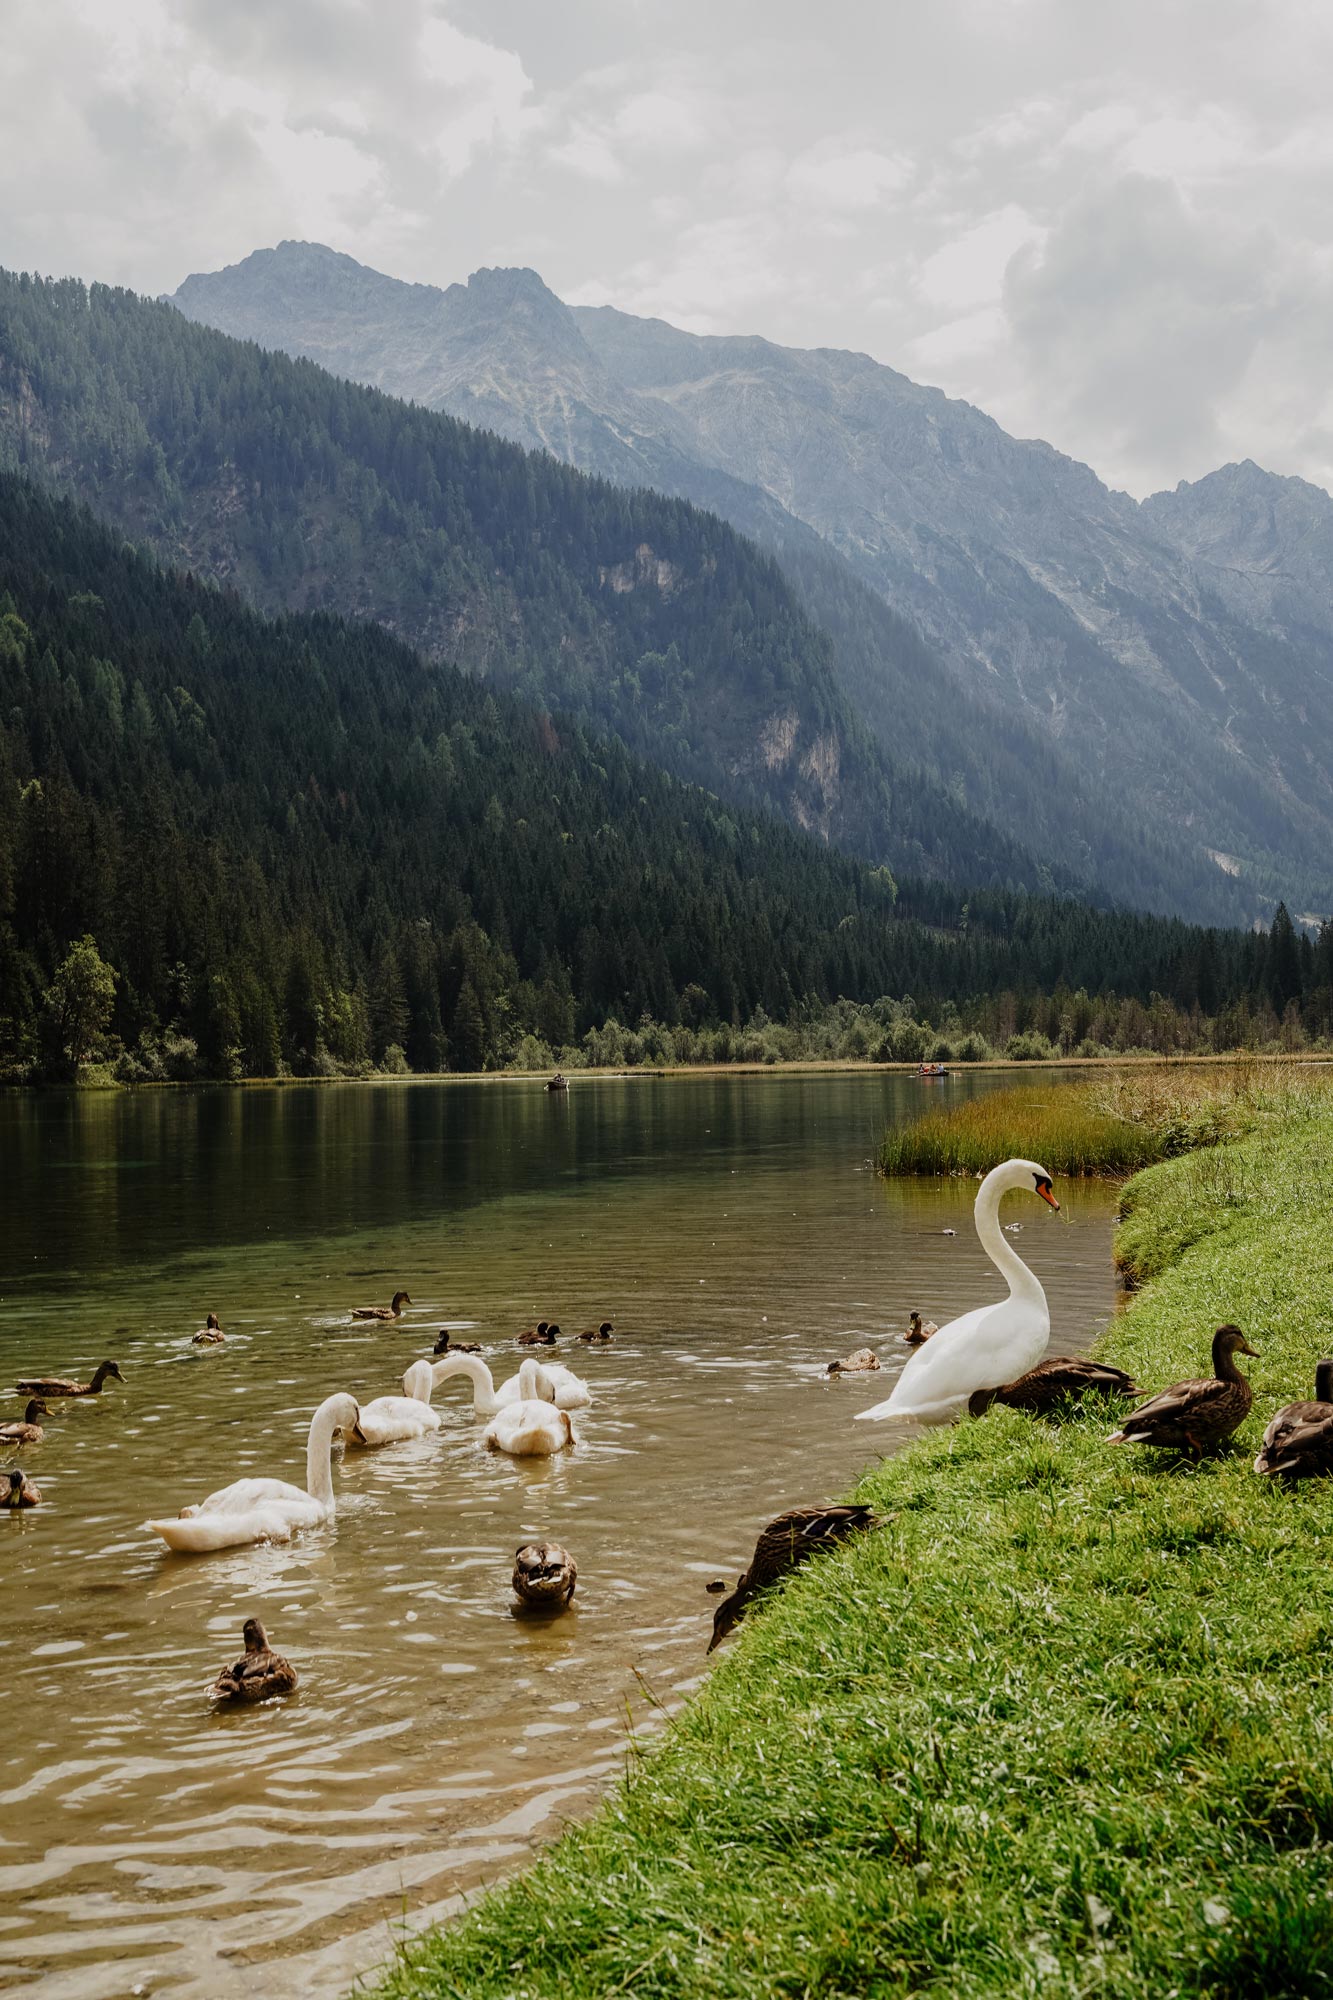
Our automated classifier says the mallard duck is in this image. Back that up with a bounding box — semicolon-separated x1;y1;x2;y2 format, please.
708;1504;877;1652
349;1291;412;1322
512;1541;578;1609
192;1313;225;1346
3;1468;41;1508
970;1357;1142;1418
826;1348;880;1375
578;1322;615;1343
517;1321;558;1346
0;1399;51;1446
857;1161;1061;1425
433;1330;482;1355
16;1360;123;1398
905;1312;938;1344
1254;1359;1333;1479
211;1618;299;1701
1107;1325;1257;1457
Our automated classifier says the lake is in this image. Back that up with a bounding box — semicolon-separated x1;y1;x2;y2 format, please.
0;1071;1120;1998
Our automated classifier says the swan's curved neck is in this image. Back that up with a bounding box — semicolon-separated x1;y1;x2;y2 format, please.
305;1400;346;1508
518;1357;543;1401
975;1174;1046;1308
431;1352;497;1411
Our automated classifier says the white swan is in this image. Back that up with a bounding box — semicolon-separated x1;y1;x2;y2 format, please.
483;1359;576;1457
349;1360;442;1446
145;1392;360;1552
431;1350;591;1413
855;1158;1060;1425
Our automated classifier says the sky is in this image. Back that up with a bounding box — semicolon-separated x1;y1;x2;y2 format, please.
4;0;1331;498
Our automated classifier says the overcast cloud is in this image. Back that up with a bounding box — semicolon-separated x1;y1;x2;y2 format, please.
3;0;1331;496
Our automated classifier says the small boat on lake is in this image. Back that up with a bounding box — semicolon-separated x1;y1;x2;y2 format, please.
916;1061;950;1077
546;1072;569;1092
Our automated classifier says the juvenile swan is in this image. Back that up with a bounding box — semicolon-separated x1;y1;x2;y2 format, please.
145;1393;359;1552
855;1159;1060;1424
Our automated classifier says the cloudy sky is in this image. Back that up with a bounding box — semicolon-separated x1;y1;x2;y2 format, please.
4;0;1331;497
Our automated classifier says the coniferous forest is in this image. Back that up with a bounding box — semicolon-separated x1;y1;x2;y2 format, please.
1;472;1328;1083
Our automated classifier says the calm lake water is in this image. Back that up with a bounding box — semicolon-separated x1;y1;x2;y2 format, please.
0;1071;1119;1999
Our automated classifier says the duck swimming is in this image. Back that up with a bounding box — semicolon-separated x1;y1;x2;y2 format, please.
1254;1359;1333;1479
826;1349;880;1375
969;1357;1141;1418
578;1322;615;1343
433;1330;483;1355
512;1541;578;1609
0;1400;51;1446
211;1618;299;1702
192;1313;225;1346
517;1321;559;1346
708;1505;876;1652
350;1291;412;1322
905;1312;937;1344
3;1468;41;1508
856;1160;1061;1425
1107;1325;1256;1457
16;1360;123;1398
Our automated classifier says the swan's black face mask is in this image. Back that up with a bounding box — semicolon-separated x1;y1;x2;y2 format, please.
1033;1174;1060;1212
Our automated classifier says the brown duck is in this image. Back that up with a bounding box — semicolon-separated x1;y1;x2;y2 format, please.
578;1322;615;1343
350;1291;411;1322
433;1330;483;1355
1254;1359;1333;1479
3;1468;41;1508
708;1504;877;1652
0;1399;52;1446
16;1360;123;1398
1107;1325;1256;1458
192;1313;225;1346
517;1321;558;1346
970;1357;1142;1418
512;1541;578;1609
906;1312;938;1344
826;1348;880;1375
211;1618;299;1702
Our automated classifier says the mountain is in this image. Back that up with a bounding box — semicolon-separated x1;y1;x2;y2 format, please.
0;267;1044;898
0;473;1262;1081
171;242;1333;924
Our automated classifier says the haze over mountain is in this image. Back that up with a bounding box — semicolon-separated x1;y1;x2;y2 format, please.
171;242;1333;926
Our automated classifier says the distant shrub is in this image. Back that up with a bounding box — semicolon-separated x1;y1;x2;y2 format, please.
1004;1032;1057;1062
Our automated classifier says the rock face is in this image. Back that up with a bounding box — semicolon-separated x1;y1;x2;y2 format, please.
170;245;1333;921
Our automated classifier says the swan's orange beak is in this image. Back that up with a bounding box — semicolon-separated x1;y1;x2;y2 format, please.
1037;1183;1060;1211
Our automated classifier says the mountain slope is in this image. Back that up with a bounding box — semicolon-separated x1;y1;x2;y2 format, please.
0;266;1047;896
0;474;1260;1080
170;242;1333;923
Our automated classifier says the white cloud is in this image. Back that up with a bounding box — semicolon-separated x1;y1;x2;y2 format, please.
416;15;537;177
785;144;913;211
917;205;1045;310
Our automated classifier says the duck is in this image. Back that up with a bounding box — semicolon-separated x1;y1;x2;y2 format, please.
512;1541;578;1609
16;1360;123;1398
708;1505;877;1652
192;1313;225;1346
905;1312;938;1344
144;1392;360;1552
431;1351;591;1413
350;1291;412;1322
578;1322;615;1343
1253;1358;1333;1479
826;1348;880;1375
517;1321;558;1346
211;1618;299;1702
3;1468;41;1508
349;1360;442;1446
0;1399;52;1446
1107;1325;1257;1458
484;1360;576;1457
856;1160;1061;1424
433;1330;483;1356
969;1357;1142;1418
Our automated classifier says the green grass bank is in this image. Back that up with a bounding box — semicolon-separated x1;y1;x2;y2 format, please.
369;1111;1333;1999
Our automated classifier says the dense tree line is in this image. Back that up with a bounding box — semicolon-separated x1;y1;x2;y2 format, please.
0;266;1057;902
0;476;1320;1084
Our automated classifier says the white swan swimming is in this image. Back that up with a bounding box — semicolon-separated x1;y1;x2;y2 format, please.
483;1359;576;1457
855;1158;1060;1425
431;1350;591;1413
145;1392;360;1551
349;1360;443;1446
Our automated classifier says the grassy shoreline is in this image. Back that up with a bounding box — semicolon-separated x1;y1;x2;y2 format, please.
367;1105;1333;1998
